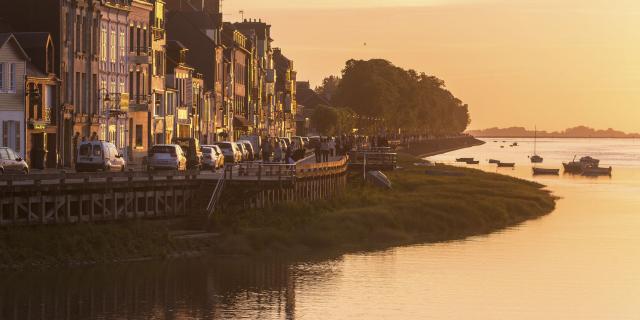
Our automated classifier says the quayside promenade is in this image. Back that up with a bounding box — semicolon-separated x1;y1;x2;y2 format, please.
0;155;351;226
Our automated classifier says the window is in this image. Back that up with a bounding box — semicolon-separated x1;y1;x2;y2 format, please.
119;79;125;94
129;26;134;53
100;27;107;61
119;32;125;59
135;125;143;147
76;15;81;53
2;121;21;154
110;30;116;63
9;63;16;93
0;63;3;91
142;28;147;52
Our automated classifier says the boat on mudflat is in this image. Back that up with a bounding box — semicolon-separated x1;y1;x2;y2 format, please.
533;167;560;175
465;160;480;165
488;159;500;164
582;166;612;176
456;158;475;163
497;162;515;168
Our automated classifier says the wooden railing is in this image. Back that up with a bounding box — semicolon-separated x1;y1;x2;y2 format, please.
0;170;201;188
223;162;296;182
348;151;397;170
296;156;349;179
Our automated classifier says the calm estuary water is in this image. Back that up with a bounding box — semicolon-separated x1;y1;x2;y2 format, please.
2;138;640;319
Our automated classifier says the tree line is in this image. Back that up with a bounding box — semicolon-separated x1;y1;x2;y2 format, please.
313;59;470;137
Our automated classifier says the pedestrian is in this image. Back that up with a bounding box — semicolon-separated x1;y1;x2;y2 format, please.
274;141;283;163
285;144;293;164
321;138;329;162
314;138;321;163
262;138;272;163
328;137;336;157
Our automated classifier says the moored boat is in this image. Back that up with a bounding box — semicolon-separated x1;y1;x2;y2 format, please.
456;158;475;163
530;155;543;163
533;167;560;175
530;127;543;163
582;166;612;176
488;159;500;164
465;160;480;165
497;162;515;168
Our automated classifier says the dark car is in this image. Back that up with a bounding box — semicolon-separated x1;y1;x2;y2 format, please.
171;138;202;169
0;147;29;174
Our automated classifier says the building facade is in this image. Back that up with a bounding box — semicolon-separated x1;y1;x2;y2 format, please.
0;34;28;159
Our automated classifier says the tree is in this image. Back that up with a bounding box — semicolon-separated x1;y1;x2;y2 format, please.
311;105;356;136
315;75;341;102
330;59;470;136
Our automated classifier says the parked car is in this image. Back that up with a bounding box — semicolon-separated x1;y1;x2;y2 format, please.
238;140;255;161
214;142;242;164
236;142;249;161
76;141;126;172
147;144;187;171
279;137;292;148
291;136;305;150
171;137;202;169
0;147;29;174
201;145;225;170
238;135;262;159
278;138;289;150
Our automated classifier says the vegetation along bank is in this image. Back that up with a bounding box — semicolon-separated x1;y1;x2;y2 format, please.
0;153;555;269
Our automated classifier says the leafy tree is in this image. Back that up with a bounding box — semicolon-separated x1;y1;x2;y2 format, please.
315;76;341;102
330;59;470;136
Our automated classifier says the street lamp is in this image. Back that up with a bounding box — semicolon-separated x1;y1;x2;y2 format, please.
98;88;111;141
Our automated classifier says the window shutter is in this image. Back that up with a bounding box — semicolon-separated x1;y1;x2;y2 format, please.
2;121;7;147
10;63;16;92
15;121;21;153
0;63;4;90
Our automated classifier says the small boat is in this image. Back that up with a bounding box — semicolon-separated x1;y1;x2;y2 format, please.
582;166;612;176
563;161;583;173
511;142;519;147
366;171;392;189
497;162;515;168
465;160;480;165
500;146;505;148
488;159;500;164
530;127;543;163
580;156;600;167
533;167;560;175
456;158;475;163
563;156;601;173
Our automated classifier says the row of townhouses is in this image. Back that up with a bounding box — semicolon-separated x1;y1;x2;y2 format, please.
0;0;297;169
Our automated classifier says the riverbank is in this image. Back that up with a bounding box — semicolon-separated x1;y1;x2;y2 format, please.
207;154;555;256
402;136;486;158
0;151;556;269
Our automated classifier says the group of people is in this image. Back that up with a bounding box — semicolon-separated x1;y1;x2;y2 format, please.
260;138;305;164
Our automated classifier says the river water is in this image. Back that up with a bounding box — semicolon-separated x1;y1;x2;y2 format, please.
2;138;640;319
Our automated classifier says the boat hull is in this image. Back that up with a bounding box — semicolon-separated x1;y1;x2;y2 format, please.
533;168;560;175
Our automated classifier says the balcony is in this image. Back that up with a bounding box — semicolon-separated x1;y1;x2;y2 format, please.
128;47;152;64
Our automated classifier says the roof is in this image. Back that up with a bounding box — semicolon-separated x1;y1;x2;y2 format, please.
296;82;329;108
12;32;49;49
0;33;30;60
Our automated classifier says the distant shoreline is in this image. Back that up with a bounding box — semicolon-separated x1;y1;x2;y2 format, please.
473;136;640;139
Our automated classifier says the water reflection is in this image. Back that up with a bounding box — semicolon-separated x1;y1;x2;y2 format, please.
0;257;309;320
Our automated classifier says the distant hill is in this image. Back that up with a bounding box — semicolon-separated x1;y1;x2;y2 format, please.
467;126;640;138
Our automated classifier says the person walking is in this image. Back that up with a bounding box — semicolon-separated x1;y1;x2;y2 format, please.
320;138;329;162
314;138;322;163
262;138;272;163
274;140;283;163
328;137;336;157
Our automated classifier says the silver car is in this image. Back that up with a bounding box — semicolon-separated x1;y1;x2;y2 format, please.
0;147;29;174
147;144;187;171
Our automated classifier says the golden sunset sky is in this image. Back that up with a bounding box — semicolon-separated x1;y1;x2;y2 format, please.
222;0;640;132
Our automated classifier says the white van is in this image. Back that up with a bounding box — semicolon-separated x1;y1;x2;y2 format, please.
76;141;126;172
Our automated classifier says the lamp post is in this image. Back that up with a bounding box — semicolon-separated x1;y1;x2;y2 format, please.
97;88;111;141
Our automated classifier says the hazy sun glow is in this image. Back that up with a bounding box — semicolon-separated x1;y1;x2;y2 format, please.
223;0;640;132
